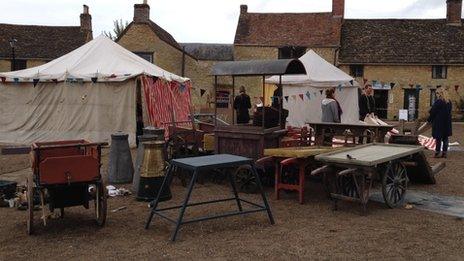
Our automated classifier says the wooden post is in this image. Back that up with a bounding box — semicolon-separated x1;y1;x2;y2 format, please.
262;75;265;129
214;75;218;127
232;76;235;125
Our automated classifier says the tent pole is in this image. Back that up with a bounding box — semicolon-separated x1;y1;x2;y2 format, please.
262;75;265;129
214;75;218;127
278;75;282;129
232;76;235;125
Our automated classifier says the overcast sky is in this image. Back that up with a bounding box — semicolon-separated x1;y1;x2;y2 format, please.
1;0;462;43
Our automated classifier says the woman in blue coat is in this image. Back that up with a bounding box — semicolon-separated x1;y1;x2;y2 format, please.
427;88;452;158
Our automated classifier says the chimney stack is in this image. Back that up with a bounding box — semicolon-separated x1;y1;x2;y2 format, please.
332;0;345;19
240;5;248;14
80;5;93;41
447;0;462;26
134;1;150;23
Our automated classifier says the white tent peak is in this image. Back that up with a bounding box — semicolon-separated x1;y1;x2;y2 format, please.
266;49;358;87
0;35;189;83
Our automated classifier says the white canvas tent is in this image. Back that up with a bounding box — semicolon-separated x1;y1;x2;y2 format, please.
266;50;360;126
0;35;189;145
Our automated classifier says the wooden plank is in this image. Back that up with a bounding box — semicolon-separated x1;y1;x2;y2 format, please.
263;146;336;158
406;151;437;184
315;143;423;167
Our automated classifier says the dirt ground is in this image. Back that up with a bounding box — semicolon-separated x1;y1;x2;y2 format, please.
0;123;463;260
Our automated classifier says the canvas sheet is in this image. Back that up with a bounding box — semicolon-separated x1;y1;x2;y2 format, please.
283;85;359;127
142;76;192;138
0;81;136;145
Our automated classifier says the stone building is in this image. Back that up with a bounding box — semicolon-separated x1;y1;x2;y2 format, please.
0;5;92;72
119;0;464;121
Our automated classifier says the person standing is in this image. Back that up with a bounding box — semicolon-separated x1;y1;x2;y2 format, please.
359;84;376;120
321;88;341;123
233;86;251;124
427;88;452;158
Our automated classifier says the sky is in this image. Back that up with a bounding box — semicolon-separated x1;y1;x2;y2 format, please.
0;0;462;43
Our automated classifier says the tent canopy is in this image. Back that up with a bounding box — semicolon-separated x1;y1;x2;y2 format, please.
0;35;189;83
266;50;358;87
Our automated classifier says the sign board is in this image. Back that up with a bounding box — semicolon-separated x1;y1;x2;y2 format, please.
399;109;408;121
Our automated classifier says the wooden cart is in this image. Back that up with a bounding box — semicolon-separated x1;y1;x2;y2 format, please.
27;140;108;234
312;143;440;214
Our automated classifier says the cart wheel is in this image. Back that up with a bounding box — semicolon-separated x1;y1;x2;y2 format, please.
382;161;408;208
337;175;359;198
26;173;34;235
94;182;107;226
234;165;257;194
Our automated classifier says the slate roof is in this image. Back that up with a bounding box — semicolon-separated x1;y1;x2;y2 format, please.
0;23;88;59
180;43;233;61
234;12;341;47
339;19;464;64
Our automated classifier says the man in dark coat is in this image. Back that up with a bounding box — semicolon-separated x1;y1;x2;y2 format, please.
427;88;452;158
359;84;376;120
233;86;251;124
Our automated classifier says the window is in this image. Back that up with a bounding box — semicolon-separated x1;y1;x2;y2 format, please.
430;89;437;106
349;65;364;78
278;46;306;59
10;59;27;71
133;52;153;63
432;65;447;79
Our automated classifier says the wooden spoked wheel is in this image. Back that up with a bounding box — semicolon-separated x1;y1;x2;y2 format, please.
94;182;107;226
234;165;257;194
382;161;408;208
26;173;34;235
337;175;359;198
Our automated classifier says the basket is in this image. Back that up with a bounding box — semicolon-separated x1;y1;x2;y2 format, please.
0;180;17;200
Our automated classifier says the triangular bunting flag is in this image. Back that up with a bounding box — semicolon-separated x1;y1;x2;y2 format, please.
337;84;342;92
299;94;304;101
13;78;19;84
363;78;368;84
291;95;296;100
284;96;289;102
390;82;395;89
33;78;40;87
455;85;460;91
200;89;206;97
349;80;354;85
0;77;5;84
319;90;323;95
91;77;98;83
305;91;311;100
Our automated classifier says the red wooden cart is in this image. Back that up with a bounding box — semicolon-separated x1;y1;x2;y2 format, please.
27;140;108;234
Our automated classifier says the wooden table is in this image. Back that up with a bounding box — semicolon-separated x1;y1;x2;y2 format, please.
263;146;337;204
145;154;274;241
306;122;394;146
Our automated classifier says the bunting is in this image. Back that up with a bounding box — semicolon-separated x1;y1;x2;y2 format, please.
200;89;206;97
455;85;460;92
299;94;304;101
0;77;5;84
284;96;289;102
305;91;311;100
33;78;39;87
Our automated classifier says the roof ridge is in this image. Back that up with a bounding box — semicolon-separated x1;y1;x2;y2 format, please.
0;23;81;28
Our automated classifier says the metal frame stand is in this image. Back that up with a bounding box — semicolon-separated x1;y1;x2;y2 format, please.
145;155;274;241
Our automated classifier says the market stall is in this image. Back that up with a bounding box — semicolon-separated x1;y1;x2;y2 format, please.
211;59;306;160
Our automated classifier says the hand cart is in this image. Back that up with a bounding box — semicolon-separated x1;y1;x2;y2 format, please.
27;140;108;234
312;143;439;214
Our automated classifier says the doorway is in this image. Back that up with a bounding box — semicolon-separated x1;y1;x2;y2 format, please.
403;89;420;121
374;90;389;119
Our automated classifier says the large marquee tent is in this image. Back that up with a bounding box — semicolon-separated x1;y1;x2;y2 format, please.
0;35;191;145
266;50;360;126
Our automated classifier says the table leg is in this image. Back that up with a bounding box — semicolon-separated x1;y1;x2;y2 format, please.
298;160;305;204
228;169;243;212
251;164;275;225
145;163;174;229
275;161;280;200
171;169;198;241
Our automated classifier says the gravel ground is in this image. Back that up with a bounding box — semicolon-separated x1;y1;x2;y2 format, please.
0;123;463;260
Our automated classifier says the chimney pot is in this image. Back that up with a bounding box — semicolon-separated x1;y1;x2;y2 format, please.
83;4;89;14
447;0;462;26
134;2;150;23
240;5;248;14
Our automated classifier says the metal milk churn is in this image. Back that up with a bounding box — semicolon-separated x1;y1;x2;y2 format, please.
108;132;134;184
136;140;172;202
132;134;157;194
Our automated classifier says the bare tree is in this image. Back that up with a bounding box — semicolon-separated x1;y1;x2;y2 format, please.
103;19;129;41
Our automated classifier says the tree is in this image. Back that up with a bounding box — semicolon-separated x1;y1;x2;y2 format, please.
103;19;129;41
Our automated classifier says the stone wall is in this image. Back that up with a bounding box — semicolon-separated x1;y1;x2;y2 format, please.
339;64;464;120
0;60;10;72
117;23;183;76
27;59;46;68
